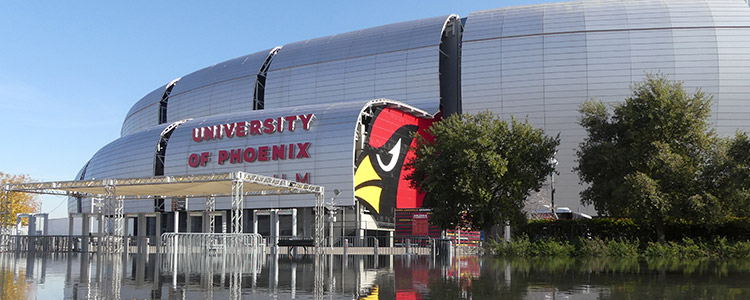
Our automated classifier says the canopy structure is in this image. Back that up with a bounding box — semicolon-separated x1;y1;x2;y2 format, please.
1;171;326;253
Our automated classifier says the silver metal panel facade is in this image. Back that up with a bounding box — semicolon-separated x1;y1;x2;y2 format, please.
75;124;168;213
77;0;750;216
707;1;750;135
461;0;750;213
162;101;371;210
166;50;270;123
264;16;448;114
120;85;167;136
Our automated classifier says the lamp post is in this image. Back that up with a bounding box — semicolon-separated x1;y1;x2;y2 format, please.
327;189;341;248
549;152;558;219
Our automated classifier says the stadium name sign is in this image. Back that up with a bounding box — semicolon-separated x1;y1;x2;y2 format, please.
187;114;315;168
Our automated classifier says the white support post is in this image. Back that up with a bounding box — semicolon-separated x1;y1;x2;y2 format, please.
273;210;279;250
314;189;325;252
291;209;297;238
173;206;179;233
123;215;130;253
221;211;227;234
206;195;216;233
105;183;123;253
68;215;75;252
15;215;22;252
231;179;244;234
114;195;124;253
97;213;103;254
253;210;258;234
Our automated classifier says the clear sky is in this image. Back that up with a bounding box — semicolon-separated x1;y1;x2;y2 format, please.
0;1;552;218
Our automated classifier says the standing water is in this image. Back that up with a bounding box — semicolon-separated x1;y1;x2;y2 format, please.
1;253;750;299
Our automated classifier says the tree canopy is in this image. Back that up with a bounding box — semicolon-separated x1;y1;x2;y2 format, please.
0;172;40;228
708;132;750;218
406;111;559;230
576;73;721;241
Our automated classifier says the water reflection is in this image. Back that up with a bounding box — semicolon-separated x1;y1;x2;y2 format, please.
2;253;750;299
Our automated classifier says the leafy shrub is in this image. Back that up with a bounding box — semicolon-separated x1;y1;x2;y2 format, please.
574;238;607;257
491;236;573;257
491;235;533;257
605;238;640;257
531;239;574;257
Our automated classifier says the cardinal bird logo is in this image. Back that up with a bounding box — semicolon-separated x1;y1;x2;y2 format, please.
354;106;437;218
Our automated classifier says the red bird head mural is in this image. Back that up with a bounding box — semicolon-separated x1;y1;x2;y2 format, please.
354;106;437;220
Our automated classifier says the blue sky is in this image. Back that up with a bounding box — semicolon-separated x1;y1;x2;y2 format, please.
0;1;550;218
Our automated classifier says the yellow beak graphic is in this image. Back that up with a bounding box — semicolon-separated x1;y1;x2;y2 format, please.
354;155;382;214
358;285;379;300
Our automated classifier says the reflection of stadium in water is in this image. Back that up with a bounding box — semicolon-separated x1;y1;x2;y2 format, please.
4;253;750;299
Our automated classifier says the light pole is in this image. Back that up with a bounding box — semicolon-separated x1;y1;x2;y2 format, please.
549;152;558;219
327;189;341;248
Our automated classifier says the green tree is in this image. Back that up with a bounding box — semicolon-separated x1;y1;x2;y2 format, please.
709;133;750;217
0;172;40;228
406;111;559;231
576;73;721;242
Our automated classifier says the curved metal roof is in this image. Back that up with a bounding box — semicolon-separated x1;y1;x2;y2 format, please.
121;84;168;136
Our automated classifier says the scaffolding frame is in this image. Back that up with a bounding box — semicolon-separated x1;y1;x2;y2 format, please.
0;171;325;254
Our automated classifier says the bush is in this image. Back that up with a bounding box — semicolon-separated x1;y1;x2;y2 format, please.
605;238;640;257
517;217;750;243
712;237;750;259
490;236;573;257
574;238;607;257
532;239;574;257
492;221;750;258
491;236;750;259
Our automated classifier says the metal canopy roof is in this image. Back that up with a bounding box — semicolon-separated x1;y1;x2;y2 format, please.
1;171;323;198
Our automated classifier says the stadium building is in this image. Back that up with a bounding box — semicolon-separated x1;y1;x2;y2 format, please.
70;0;750;241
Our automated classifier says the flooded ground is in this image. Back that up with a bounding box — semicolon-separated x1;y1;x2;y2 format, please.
1;252;750;299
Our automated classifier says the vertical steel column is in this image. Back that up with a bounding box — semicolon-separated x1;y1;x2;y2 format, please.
97;212;103;254
252;210;258;234
114;195;124;253
104;183;123;253
15;215;22;252
1;189;10;251
314;189;325;252
124;215;131;254
231;179;244;234
137;213;146;254
41;213;48;236
0;189;10;233
68;215;75;252
155;213;162;253
221;211;227;233
291;209;297;238
81;213;90;253
272;210;279;251
206;195;216;233
173;200;180;233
